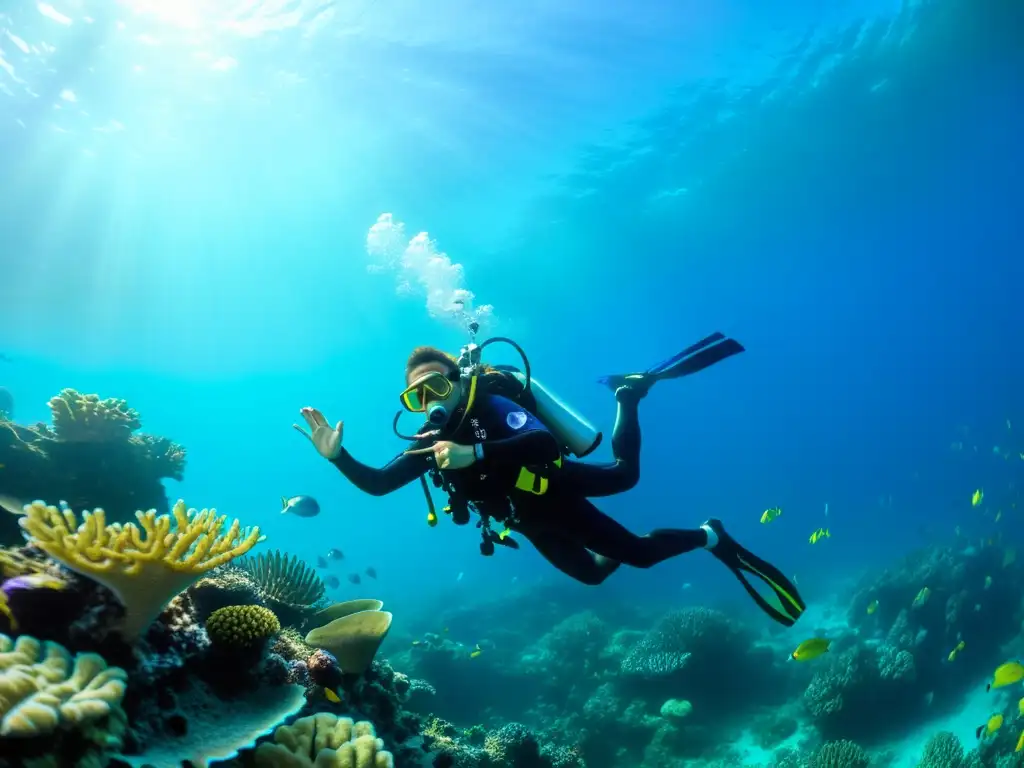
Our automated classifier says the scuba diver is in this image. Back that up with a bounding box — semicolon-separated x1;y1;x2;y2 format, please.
295;329;805;627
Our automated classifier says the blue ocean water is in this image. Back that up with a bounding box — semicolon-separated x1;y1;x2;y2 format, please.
1;0;1022;765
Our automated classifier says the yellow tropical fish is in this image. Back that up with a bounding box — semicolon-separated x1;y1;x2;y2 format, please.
411;640;421;646
978;716;1003;741
911;587;931;609
988;661;1024;691
948;641;966;662
469;644;483;659
761;507;783;524
325;688;341;704
809;528;830;545
1017;730;1024;753
1018;697;1024;717
866;600;879;615
790;638;831;662
977;714;1003;739
972;489;984;507
984;575;993;590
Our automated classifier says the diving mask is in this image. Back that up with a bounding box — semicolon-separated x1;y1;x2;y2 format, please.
399;371;460;425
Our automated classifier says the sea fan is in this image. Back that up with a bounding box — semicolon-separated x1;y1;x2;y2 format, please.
238;550;325;611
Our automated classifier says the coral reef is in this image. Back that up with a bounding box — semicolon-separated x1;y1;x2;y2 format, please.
245;713;394;767
421;717;585;768
0;494;423;768
239;550;327;626
306;609;393;675
917;731;980;768
0;632;127;737
0;632;129;766
206;605;282;649
19;499;263;638
0;388;186;544
810;740;870;768
808;540;1024;743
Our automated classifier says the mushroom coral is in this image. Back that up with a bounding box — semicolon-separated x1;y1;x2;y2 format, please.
305;609;392;675
18;499;263;639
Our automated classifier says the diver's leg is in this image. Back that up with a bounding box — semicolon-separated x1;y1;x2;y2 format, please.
552;497;709;568
517;525;621;585
556;387;643;497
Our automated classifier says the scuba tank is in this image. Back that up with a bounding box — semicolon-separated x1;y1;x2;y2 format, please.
494;367;601;458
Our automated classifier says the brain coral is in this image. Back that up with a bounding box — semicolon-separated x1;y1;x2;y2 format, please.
253;713;394;767
0;632;127;738
206;605;282;648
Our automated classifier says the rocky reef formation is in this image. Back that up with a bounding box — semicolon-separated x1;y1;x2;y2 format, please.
0;388;187;544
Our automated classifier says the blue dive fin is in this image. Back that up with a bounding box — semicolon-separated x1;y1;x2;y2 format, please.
597;332;745;392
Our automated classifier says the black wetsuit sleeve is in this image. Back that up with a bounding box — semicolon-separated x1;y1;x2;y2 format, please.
483;431;561;467
330;448;430;497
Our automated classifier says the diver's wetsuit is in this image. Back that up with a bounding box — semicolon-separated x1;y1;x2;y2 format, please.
555;387;643;497
330;390;705;585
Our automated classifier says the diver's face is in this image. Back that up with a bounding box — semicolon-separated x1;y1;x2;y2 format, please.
406;362;462;409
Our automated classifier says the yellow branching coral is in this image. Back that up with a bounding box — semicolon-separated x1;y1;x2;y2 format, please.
19;499;264;639
253;713;394;768
0;632;127;738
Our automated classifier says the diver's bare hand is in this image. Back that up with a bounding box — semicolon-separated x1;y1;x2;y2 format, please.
293;407;343;460
405;440;475;470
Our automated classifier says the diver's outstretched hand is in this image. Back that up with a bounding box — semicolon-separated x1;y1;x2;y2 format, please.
294;407;343;460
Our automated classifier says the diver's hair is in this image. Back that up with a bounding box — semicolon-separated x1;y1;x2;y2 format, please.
405;346;459;380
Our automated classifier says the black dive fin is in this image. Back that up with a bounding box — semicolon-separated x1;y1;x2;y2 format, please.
597;332;745;392
706;519;805;627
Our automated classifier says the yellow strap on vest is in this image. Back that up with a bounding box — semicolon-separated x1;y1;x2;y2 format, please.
514;457;563;495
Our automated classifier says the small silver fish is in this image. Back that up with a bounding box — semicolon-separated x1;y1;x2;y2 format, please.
280;496;320;518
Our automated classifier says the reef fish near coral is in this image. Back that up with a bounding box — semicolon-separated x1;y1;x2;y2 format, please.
280;495;320;517
987;661;1024;691
790;637;830;661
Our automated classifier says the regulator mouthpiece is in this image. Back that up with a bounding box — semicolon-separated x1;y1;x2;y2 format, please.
427;403;449;425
